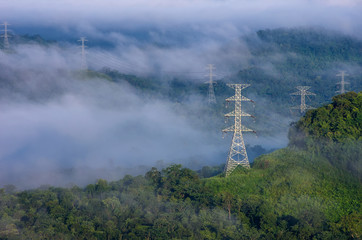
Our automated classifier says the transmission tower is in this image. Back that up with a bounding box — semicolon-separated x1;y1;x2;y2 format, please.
78;37;88;71
223;84;255;176
206;64;217;104
336;71;349;94
290;86;316;114
1;21;10;50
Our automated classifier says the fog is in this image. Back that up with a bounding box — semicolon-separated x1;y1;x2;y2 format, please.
0;44;230;188
0;0;361;188
0;41;291;188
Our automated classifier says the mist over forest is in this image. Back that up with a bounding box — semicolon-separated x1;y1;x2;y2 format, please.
0;1;361;240
0;0;361;189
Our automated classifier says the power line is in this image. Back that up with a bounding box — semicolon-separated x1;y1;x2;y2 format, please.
89;50;153;75
89;54;135;72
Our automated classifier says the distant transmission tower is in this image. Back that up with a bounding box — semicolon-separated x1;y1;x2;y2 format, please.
336;71;349;94
291;86;316;114
1;21;10;50
206;64;217;104
78;37;88;71
223;84;255;176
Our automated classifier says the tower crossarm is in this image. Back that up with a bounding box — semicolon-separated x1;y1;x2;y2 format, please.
290;105;315;110
336;81;350;85
227;83;250;89
222;125;255;133
226;95;254;102
290;91;316;96
336;71;349;78
305;91;316;96
78;37;88;42
224;110;254;118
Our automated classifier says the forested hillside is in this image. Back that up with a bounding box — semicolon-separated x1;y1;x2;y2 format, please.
289;91;362;181
291;91;361;142
1;92;360;239
238;28;362;110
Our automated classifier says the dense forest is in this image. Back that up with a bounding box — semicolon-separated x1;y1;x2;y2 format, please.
289;91;362;181
0;92;361;239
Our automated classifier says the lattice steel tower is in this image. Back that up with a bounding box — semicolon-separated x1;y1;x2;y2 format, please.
1;22;10;50
336;71;349;94
78;37;88;71
206;64;217;104
291;86;316;114
223;84;255;176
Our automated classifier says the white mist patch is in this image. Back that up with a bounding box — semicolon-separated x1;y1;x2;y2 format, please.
87;32;251;78
0;79;226;188
0;42;232;189
0;44;79;71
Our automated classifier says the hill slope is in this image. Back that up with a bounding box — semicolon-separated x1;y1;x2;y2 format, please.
0;92;361;239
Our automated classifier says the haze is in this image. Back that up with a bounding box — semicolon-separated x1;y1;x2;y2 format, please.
0;0;361;188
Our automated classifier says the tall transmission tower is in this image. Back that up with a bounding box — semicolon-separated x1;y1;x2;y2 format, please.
206;64;217;104
78;37;88;71
1;21;10;50
290;86;316;114
223;84;255;176
336;71;349;94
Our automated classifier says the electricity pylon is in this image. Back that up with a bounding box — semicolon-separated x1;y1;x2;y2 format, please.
290;86;316;114
206;64;216;104
336;71;349;94
78;37;88;71
1;21;10;50
223;84;255;176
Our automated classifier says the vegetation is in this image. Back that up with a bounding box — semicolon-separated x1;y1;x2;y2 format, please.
290;91;362;142
289;91;362;181
1;92;361;239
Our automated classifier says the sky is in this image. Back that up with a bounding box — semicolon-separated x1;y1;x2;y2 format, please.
0;0;361;188
1;0;362;40
2;2;362;22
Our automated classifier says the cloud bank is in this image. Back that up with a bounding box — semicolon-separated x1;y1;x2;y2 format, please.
0;44;233;188
2;0;362;38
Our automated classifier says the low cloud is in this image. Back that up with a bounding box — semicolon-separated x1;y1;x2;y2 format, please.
0;41;293;189
0;44;231;189
2;0;362;38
